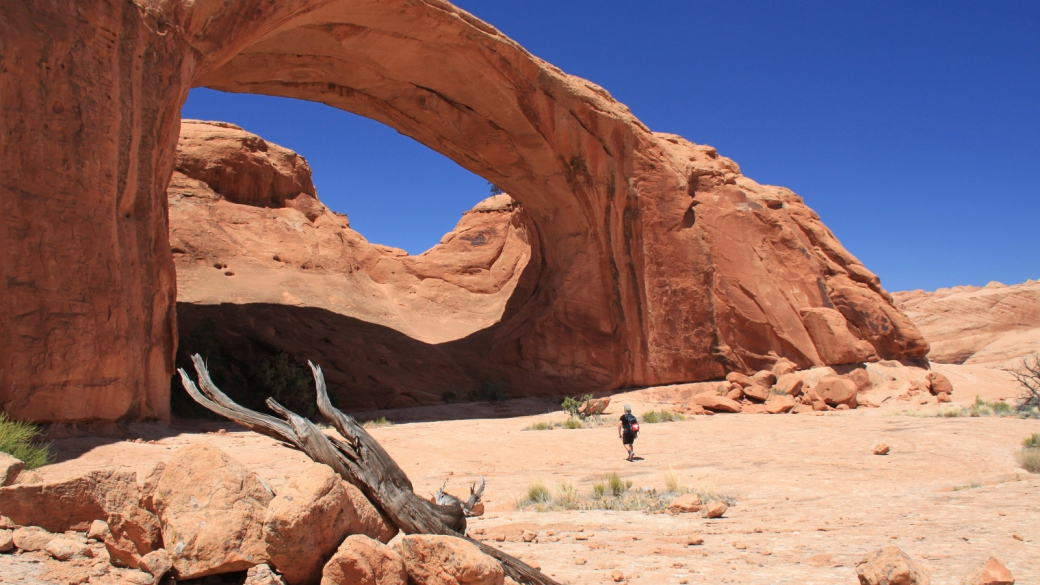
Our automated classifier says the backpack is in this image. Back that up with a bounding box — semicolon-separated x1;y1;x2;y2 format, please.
623;413;639;434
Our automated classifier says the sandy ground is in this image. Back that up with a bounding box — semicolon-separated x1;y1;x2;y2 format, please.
5;367;1038;585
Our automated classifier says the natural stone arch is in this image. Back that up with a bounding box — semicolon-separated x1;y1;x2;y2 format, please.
0;0;927;422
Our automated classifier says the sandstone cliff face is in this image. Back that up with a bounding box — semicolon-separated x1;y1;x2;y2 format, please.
893;280;1040;367
1;0;927;421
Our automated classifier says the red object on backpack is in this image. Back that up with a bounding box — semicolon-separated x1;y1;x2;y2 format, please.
631;420;640;433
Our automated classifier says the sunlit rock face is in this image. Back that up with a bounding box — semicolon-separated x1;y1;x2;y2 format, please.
0;0;926;420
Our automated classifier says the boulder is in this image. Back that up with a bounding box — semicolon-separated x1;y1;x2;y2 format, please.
579;397;611;417
690;394;742;413
87;519;109;541
104;503;163;569
775;374;804;397
341;482;398;544
814;377;859;408
845;368;872;392
742;403;769;414
247;564;288;585
0;528;12;552
725;387;744;401
702;502;728;519
153;443;274;580
926;372;954;395
750;371;777;389
0;470;143;533
263;462;360;585
743;384;770;402
856;547;930;585
0;515;14;529
771;358;798;377
764;395;796;414
0;453;25;487
873;444;890;456
139;549;173;581
12;526;53;551
725;373;754;388
392;534;504;585
45;537;92;561
962;557;1014;585
937;392;951;403
667;494;702;514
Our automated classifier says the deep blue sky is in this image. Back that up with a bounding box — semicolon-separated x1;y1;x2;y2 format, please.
182;1;1039;292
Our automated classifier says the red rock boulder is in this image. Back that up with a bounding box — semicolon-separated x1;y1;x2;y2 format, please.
962;557;1015;585
856;546;930;585
690;393;743;414
153;444;274;579
813;377;859;408
322;535;407;585
392;535;504;585
926;372;954;396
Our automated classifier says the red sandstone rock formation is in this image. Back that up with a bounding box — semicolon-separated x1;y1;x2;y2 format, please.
893;280;1040;367
1;0;927;421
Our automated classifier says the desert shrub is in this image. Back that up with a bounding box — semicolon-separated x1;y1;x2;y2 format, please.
968;396;1013;417
1023;432;1040;450
468;379;506;403
1017;450;1040;473
561;394;594;419
606;472;632;496
172;319;316;419
255;353;316;419
641;410;660;424
519;480;551;507
488;182;504;196
1006;352;1040;411
0;413;51;470
441;390;458;403
553;482;579;508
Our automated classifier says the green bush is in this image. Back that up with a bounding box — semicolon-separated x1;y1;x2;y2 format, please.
523;421;554;431
561;394;594;418
563;416;583;430
1023;432;1040;450
0;413;52;470
172;319;316;419
642;410;660;424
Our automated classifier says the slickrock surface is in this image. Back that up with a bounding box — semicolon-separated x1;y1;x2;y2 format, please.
2;0;926;422
893;280;1040;368
7;366;1034;585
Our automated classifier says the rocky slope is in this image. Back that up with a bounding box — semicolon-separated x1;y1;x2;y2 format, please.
893;279;1040;368
3;0;927;421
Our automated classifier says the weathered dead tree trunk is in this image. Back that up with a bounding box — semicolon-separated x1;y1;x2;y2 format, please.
178;354;560;585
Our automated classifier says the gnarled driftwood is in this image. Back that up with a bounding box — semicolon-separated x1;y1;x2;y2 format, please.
178;354;559;585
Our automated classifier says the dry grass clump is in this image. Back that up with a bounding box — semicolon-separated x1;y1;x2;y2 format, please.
517;470;736;512
1017;432;1040;474
361;416;393;428
898;396;1037;419
523;415;609;431
0;413;52;470
640;410;685;424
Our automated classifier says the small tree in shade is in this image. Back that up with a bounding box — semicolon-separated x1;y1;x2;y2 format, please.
1006;352;1040;411
488;181;504;195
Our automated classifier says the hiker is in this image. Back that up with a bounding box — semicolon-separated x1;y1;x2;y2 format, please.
618;404;639;461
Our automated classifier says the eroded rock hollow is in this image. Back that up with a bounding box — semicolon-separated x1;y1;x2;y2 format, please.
0;0;928;421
